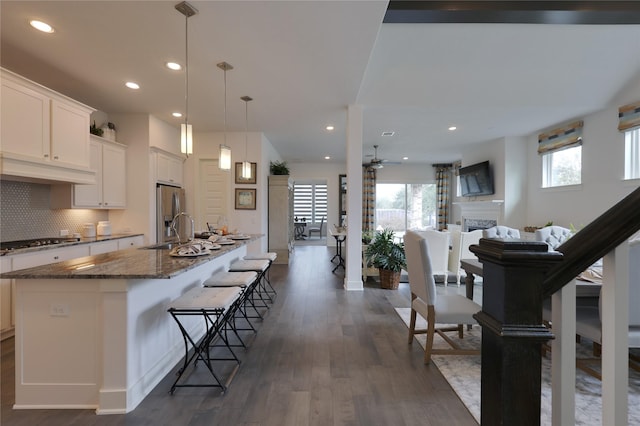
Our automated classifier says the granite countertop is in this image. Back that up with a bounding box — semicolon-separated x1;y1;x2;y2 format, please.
1;235;261;280
0;233;145;257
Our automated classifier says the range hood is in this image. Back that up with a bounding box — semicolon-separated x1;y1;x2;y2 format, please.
0;152;96;185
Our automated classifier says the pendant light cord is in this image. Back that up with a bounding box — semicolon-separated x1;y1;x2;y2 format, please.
244;99;248;159
223;69;227;145
184;12;189;131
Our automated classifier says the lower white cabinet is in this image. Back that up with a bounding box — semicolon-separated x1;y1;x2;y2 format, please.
51;136;126;209
89;240;119;255
12;245;90;271
1;236;144;341
90;237;144;254
117;235;144;250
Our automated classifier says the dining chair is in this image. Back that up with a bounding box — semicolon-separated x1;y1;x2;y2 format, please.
535;225;572;250
404;229;481;364
418;229;451;284
448;229;483;284
307;216;325;239
482;225;521;239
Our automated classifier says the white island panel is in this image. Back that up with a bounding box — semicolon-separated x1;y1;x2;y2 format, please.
11;240;251;414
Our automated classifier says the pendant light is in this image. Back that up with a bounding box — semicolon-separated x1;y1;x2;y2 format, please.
240;96;253;180
217;61;233;171
175;1;197;157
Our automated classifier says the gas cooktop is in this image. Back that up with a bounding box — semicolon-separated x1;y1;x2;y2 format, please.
0;237;81;251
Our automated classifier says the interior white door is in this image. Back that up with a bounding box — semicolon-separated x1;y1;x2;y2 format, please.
198;159;228;231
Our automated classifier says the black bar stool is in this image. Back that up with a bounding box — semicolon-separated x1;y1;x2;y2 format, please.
244;252;278;299
203;271;260;337
229;259;272;306
167;286;242;394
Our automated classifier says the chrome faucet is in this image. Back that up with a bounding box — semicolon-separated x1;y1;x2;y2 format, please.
170;212;195;244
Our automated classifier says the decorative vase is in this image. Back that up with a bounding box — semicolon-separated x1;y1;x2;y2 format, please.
378;268;401;290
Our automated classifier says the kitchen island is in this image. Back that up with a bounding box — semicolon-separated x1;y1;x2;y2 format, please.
1;235;262;414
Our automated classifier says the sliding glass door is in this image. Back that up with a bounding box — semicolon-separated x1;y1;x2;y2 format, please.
375;183;436;237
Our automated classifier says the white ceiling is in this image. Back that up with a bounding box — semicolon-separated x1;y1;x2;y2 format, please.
2;1;640;165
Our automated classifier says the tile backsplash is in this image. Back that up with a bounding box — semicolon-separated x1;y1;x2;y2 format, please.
0;180;108;241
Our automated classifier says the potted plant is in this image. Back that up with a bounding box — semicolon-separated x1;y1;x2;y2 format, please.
361;229;375;245
365;228;407;289
270;160;289;175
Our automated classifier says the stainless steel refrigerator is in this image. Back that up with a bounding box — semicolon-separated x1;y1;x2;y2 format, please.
156;184;186;244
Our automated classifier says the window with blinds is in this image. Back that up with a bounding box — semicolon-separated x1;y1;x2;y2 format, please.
293;183;327;222
625;127;640;180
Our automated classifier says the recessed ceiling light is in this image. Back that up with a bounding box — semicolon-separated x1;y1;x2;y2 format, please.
172;112;183;118
166;62;182;71
30;20;54;33
381;131;395;137
403;156;409;160
324;156;331;160
326;125;334;131
448;126;457;131
125;81;140;90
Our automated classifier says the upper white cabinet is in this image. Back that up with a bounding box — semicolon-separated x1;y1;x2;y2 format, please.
50;99;91;167
51;136;126;209
0;77;50;159
0;68;95;184
154;150;183;186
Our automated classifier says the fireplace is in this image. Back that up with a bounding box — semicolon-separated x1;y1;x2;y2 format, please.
465;218;497;232
454;200;504;232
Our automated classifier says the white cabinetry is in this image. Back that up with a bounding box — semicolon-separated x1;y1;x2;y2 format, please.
89;237;143;254
3;244;89;341
0;68;95;184
50;99;91;167
117;235;144;249
89;240;120;255
52;136;126;209
268;175;293;264
0;77;50;159
12;245;90;271
154;150;183;186
0;257;13;339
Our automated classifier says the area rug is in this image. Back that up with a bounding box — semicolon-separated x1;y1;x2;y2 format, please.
395;307;640;425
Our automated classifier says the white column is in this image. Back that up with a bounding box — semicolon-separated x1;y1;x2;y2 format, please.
344;104;363;291
601;243;629;426
551;280;576;426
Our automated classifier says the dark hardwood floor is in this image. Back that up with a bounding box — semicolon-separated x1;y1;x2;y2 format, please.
1;245;477;425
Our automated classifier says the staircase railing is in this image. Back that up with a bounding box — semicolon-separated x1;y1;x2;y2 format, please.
471;186;640;425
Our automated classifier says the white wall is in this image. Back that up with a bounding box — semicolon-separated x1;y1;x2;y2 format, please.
450;138;506;225
525;105;639;228
184;130;274;252
376;163;436;183
452;72;640;231
106;113;153;243
503;136;528;228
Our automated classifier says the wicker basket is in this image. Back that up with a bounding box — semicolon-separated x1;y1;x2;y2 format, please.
378;268;401;290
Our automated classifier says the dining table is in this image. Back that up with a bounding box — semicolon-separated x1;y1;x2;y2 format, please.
329;228;346;272
460;257;602;301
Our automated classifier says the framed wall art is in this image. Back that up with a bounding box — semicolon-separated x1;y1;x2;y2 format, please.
235;188;256;210
234;162;257;184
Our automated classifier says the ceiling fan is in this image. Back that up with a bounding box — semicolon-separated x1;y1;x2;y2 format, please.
363;145;400;169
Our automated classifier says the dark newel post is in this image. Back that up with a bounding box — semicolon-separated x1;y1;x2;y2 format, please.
471;238;563;426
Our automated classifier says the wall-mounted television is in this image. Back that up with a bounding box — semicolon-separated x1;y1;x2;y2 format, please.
459;160;494;197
